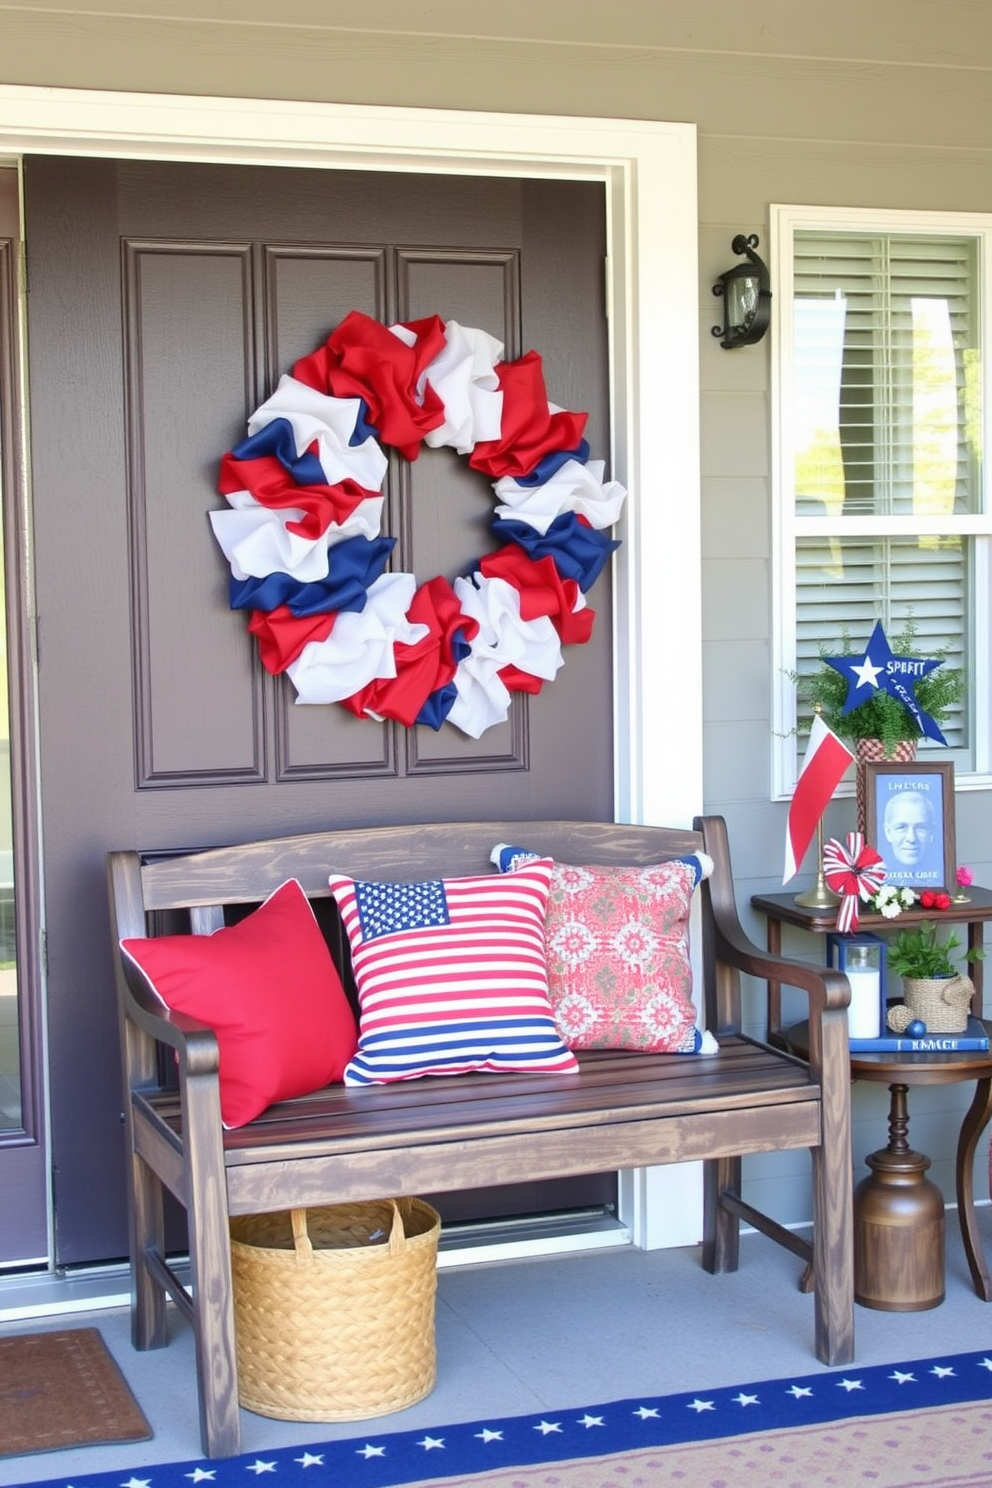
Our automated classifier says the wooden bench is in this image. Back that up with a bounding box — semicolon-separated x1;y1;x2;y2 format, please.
108;815;855;1460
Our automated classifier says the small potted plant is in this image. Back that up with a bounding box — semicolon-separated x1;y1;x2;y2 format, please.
885;920;984;1034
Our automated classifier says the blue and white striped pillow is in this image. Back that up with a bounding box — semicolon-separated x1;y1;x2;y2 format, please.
328;857;578;1086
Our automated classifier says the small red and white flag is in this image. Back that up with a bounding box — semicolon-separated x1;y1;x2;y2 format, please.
783;714;854;884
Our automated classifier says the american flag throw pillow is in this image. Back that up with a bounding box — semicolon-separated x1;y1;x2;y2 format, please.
328;857;579;1085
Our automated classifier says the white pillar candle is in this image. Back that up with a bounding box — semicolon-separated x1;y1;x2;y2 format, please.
845;969;881;1040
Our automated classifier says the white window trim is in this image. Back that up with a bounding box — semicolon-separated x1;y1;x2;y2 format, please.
771;202;992;801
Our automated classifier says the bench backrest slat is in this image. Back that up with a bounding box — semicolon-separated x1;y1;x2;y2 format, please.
135;820;706;914
190;905;224;935
110;817;733;1053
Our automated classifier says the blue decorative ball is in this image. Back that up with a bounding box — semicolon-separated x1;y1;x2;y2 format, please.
906;1019;927;1038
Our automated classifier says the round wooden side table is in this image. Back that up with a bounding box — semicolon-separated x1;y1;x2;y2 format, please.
785;1021;992;1312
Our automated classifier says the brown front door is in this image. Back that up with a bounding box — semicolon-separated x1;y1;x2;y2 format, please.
23;156;616;1265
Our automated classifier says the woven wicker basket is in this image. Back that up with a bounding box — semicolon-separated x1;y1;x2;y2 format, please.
229;1197;440;1422
854;736;918;834
888;974;975;1035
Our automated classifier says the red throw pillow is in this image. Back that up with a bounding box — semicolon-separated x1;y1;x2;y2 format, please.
121;878;357;1127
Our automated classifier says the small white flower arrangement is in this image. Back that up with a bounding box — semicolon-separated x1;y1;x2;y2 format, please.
870;884;917;919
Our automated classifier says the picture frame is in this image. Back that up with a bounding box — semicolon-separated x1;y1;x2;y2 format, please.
864;760;956;893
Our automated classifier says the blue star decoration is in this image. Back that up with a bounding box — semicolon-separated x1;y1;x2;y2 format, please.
824;620;948;744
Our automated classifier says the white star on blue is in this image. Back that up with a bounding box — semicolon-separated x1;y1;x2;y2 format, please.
824;621;946;742
94;1349;992;1486
354;878;449;940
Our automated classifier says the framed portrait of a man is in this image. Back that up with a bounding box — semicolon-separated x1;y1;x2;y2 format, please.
865;760;956;892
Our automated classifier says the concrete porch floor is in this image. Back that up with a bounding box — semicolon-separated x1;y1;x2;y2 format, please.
2;1211;992;1485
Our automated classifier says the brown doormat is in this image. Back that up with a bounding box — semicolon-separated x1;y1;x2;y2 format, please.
0;1326;152;1458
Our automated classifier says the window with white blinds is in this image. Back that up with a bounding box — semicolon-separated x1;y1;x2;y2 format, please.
771;206;992;797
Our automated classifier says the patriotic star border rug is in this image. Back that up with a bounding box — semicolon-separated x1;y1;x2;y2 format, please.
15;1348;992;1488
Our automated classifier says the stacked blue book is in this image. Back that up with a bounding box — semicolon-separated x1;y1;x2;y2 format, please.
849;1014;989;1053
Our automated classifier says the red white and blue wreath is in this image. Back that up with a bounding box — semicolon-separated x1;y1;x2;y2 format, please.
209;310;627;739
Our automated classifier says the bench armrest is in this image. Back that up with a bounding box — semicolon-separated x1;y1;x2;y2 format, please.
109;849;223;1105
694;816;852;1234
695;815;851;1082
710;912;851;1013
119;955;222;1075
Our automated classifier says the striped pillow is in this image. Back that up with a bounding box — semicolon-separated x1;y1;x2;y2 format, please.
328;858;578;1086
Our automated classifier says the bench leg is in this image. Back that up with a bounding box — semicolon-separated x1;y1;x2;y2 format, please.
184;1080;241;1460
702;1155;741;1273
810;1108;855;1364
129;1150;168;1352
186;1189;241;1459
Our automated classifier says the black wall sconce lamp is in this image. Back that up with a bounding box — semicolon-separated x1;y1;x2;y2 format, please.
712;233;771;349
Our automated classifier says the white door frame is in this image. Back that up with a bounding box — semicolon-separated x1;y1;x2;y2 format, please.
0;85;703;1250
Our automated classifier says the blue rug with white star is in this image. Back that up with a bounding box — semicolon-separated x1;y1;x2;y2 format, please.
22;1349;992;1488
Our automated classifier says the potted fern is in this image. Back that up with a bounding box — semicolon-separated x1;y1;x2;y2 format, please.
792;616;964;832
794;616;964;758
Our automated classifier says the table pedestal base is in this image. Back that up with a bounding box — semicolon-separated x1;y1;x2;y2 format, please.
777;1019;992;1306
855;1143;945;1311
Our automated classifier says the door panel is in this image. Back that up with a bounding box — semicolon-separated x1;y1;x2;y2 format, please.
126;242;265;785
24;157;614;1263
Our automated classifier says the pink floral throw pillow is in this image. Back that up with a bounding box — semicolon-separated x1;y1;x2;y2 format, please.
492;848;714;1052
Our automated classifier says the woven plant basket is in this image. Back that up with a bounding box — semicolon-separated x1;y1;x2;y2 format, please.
854;736;918;835
889;974;975;1034
229;1197;440;1422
